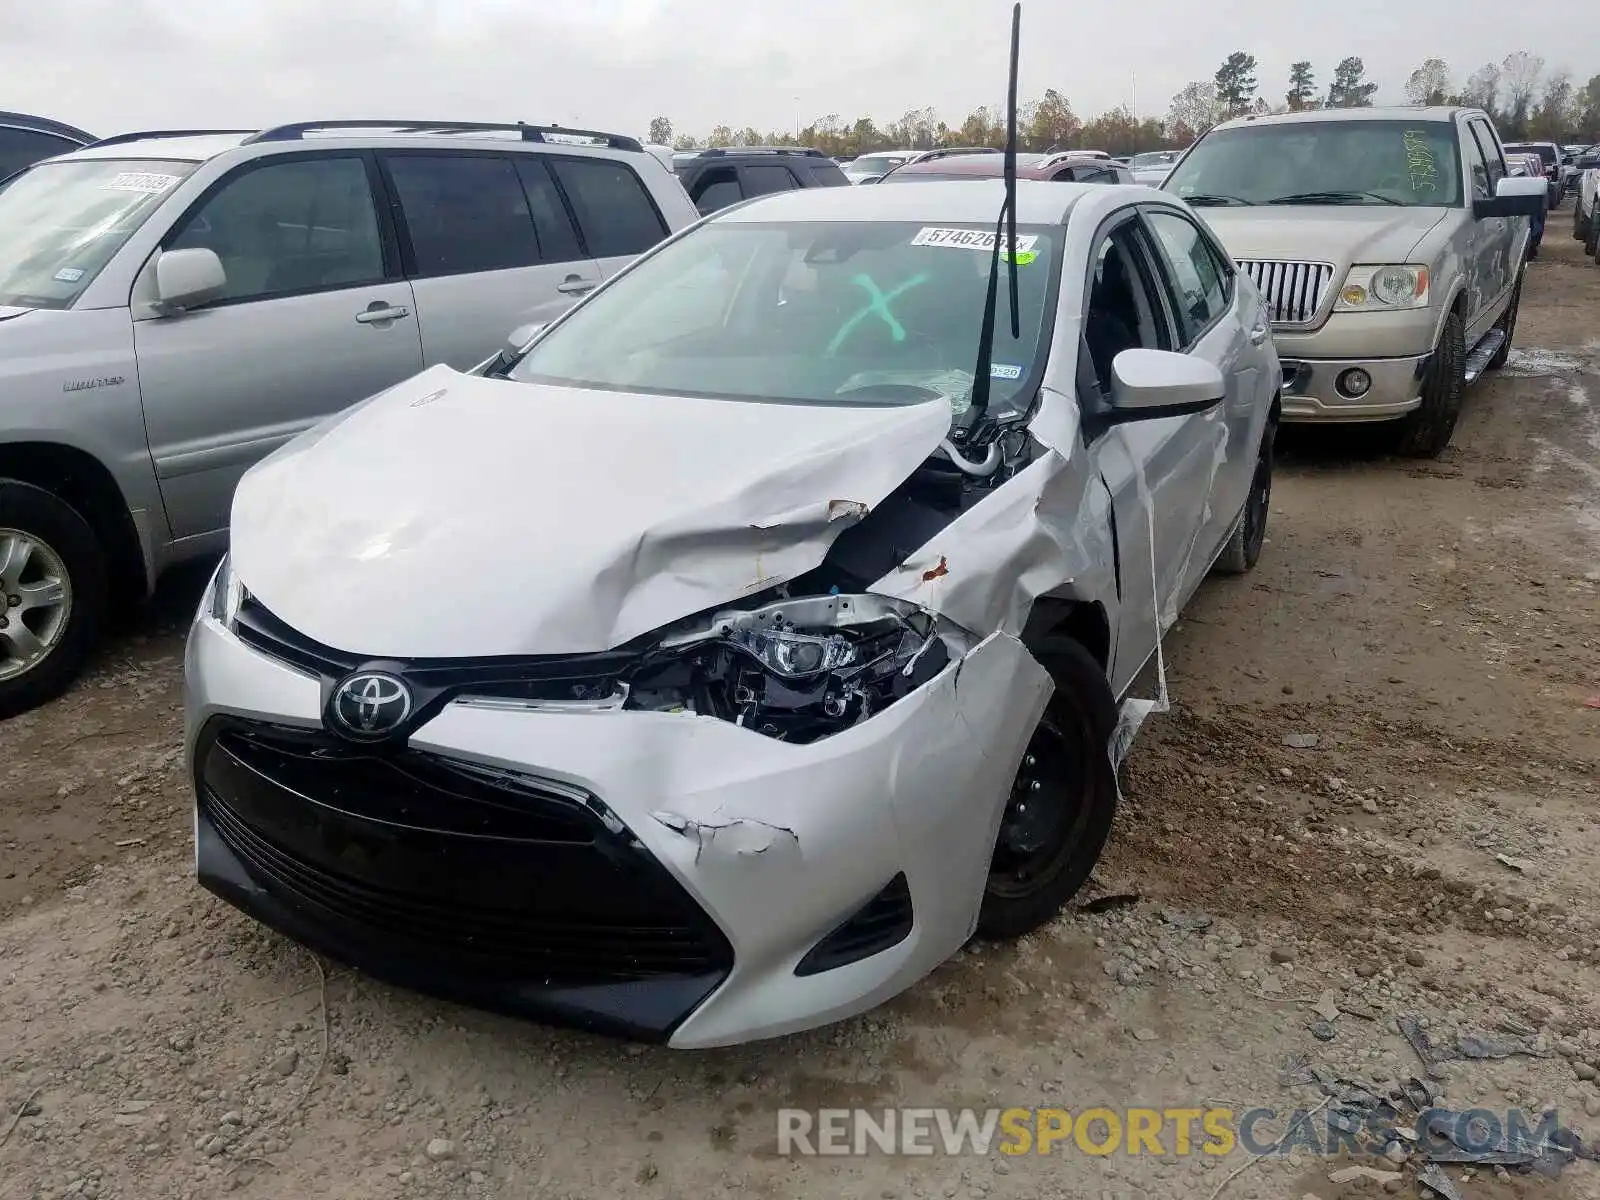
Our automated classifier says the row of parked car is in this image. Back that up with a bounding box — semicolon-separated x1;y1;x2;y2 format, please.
0;98;1551;1049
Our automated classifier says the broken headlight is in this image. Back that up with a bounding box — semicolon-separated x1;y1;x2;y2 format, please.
625;594;968;743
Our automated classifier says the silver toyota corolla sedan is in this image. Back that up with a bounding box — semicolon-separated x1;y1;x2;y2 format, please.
185;178;1280;1048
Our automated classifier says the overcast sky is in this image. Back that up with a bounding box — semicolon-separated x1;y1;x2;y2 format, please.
5;0;1596;142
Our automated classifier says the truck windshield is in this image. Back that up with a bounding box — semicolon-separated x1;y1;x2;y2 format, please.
1165;120;1463;207
0;158;196;309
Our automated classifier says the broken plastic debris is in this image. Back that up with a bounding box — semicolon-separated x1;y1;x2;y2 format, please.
1398;1014;1441;1066
1494;852;1532;872
1416;1163;1465;1200
1455;1031;1550;1060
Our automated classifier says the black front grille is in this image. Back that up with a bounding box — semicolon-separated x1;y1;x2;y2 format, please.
795;873;914;976
197;719;733;984
233;595;641;704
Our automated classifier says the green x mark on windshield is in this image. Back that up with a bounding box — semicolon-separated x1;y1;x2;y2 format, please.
825;272;932;356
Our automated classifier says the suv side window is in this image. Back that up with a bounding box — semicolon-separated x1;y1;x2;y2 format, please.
1462;126;1492;198
167;155;384;304
741;164;800;195
1469;121;1506;190
385;154;540;276
511;158;583;264
0;127;79;180
547;157;668;259
806;162;850;186
690;166;742;215
1142;210;1228;345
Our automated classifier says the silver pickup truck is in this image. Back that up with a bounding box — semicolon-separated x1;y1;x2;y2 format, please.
1162;106;1545;458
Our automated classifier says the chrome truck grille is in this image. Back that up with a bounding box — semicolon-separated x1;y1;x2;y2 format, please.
1234;259;1336;326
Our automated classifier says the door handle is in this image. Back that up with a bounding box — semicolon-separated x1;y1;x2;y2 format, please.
556;276;596;296
355;304;411;324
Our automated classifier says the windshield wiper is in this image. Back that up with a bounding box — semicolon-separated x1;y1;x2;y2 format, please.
964;1;1022;448
1267;190;1402;206
1182;193;1256;206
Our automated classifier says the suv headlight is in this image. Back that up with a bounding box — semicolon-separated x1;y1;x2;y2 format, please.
1336;264;1430;310
202;554;243;625
625;593;971;744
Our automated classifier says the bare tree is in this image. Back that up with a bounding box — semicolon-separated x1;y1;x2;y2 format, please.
1461;63;1501;114
1501;51;1546;128
1404;59;1452;106
1167;80;1224;140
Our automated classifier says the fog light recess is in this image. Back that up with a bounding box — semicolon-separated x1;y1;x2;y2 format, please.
1337;368;1372;398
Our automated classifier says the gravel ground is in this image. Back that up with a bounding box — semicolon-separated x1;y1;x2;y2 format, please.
2;226;1599;1200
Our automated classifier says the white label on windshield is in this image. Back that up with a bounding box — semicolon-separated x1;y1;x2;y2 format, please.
54;267;85;283
103;172;181;194
990;363;1023;380
912;227;1038;253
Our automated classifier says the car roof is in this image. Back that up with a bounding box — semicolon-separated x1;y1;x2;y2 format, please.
888;152;1120;181
712;177;1086;226
0;110;95;144
1212;106;1469;132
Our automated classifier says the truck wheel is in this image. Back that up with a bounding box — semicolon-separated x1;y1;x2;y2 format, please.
1588;212;1600;259
0;481;107;720
978;636;1118;940
1392;311;1466;460
1574;204;1589;241
1487;274;1521;372
1213;414;1276;575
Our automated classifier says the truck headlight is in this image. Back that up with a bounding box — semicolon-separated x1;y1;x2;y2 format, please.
1337;265;1430;310
203;554;243;626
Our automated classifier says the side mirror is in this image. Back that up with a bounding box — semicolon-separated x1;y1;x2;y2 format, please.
1107;348;1226;422
155;248;225;312
1474;174;1547;219
505;322;545;360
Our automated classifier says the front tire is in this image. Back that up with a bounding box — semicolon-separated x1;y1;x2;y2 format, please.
1213;415;1276;575
978;637;1118;940
0;481;107;720
1392;311;1466;459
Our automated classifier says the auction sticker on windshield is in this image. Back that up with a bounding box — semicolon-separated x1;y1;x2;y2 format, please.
102;172;181;194
912;227;1040;253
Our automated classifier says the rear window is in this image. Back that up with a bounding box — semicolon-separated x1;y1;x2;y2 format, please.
807;162;850;187
547;157;668;259
1505;143;1557;165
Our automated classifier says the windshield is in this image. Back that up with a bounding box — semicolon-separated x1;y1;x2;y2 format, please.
0;158;195;309
510;220;1059;421
846;156;912;175
1165;120;1463;207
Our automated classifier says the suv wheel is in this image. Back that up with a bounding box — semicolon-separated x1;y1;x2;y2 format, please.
1213;415;1276;575
0;481;107;719
1574;201;1590;242
1392;311;1466;460
978;637;1118;940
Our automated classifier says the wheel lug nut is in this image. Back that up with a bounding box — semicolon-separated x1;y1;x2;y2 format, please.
1030;780;1042;791
5;594;17;607
1024;754;1036;766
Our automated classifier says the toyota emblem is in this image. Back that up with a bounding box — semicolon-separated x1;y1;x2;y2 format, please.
329;671;414;738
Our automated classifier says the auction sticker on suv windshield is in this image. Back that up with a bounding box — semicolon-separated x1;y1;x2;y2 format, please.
912;227;1039;253
102;172;181;194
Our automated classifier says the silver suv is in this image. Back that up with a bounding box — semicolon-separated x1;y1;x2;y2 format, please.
1163;107;1545;458
0;120;698;717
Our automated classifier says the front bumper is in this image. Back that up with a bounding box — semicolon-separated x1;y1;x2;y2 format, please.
184;606;1051;1048
1276;354;1429;422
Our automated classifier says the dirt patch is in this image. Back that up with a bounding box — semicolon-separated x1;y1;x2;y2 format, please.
3;233;1600;1200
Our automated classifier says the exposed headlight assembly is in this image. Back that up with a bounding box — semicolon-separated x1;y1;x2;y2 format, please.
203;554;244;626
627;593;970;743
1336;264;1430;310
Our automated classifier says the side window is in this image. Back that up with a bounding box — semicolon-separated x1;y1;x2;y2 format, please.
548;157;669;259
167;156;384;304
1085;220;1177;391
1470;122;1506;189
385;154;539;277
741;164;800;196
512;157;584;264
690;166;743;215
0;128;78;181
806;163;850;187
1462;127;1492;198
1143;210;1228;345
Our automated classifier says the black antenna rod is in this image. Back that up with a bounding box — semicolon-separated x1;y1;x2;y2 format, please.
965;2;1022;434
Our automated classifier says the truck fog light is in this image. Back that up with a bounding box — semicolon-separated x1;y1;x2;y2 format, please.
1337;368;1372;398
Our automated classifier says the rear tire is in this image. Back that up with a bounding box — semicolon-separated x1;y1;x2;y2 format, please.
0;481;106;720
978;637;1118;940
1392;311;1466;459
1213;414;1276;575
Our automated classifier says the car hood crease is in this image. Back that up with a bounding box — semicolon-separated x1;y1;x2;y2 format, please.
228;365;955;659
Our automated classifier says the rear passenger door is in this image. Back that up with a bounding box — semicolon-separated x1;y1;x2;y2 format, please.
545;155;673;282
379;151;602;370
1465;118;1513;338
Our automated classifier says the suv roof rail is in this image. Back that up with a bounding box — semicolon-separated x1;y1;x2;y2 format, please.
0;110;97;144
697;146;827;158
241;120;643;152
914;146;1001;162
84;129;256;149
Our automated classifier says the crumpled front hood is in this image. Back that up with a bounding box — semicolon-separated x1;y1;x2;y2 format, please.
230;365;954;659
1194;205;1449;267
